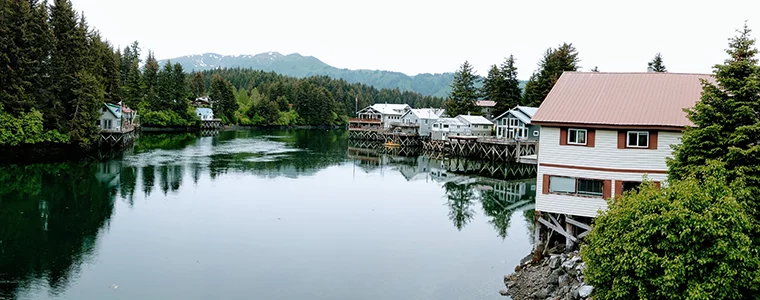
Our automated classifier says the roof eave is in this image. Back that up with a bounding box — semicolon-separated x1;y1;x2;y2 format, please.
531;121;687;131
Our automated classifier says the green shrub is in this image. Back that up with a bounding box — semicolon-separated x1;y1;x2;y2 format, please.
582;165;760;299
0;109;69;146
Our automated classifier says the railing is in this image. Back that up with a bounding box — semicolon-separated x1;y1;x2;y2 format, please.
348;118;381;123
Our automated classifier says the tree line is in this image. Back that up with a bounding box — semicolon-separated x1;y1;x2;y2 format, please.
445;45;669;117
0;0;444;147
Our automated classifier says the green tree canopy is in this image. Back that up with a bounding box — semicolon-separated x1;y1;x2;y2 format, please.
648;52;667;72
445;60;480;117
668;23;760;222
209;74;237;123
523;43;580;107
190;72;206;98
583;167;760;299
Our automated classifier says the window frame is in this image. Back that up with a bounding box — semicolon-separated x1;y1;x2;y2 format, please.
626;131;649;148
567;128;587;145
548;175;605;198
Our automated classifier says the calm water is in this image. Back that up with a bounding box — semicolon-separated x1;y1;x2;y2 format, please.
0;130;536;300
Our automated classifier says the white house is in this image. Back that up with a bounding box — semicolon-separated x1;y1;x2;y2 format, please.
399;108;445;137
531;72;713;246
98;103;122;131
195;108;214;121
455;115;493;137
431;118;469;140
352;103;411;129
493;106;539;140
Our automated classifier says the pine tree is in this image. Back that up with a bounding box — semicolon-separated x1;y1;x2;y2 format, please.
49;0;89;132
523;43;580;107
190;72;205;97
445;61;479;117
256;99;280;124
170;63;188;114
142;51;159;110
0;0;34;114
208;74;237;123
156;61;174;109
27;0;53;111
90;34;121;104
669;23;760;223
482;64;504;104
498;55;522;113
648;53;667;72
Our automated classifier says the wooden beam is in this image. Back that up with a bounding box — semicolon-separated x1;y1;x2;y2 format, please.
566;217;592;231
537;217;577;242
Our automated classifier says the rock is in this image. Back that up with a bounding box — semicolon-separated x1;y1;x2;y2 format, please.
558;274;571;288
534;288;549;299
567;266;578;277
508;281;518;289
549;255;561;269
562;259;577;270
499;289;509;296
548;268;563;285
578;285;594;298
570;286;580;300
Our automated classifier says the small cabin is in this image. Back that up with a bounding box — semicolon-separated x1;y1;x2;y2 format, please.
431;118;469;140
98;103;122;131
195;108;214;121
455;115;493;137
493;106;539;140
399;108;445;137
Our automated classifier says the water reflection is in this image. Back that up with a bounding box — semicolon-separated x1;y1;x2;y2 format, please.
0;162;118;300
0;130;537;300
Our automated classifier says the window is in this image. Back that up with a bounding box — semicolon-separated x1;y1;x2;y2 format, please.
508;118;518;127
549;176;605;198
443;124;449;128
549;176;576;194
622;181;642;193
577;179;603;196
568;129;587;145
520;128;528;138
533;130;540;137
627;131;649;148
433;124;439;128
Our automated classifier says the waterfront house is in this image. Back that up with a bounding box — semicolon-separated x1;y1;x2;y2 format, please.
531;72;712;245
399;108;445;137
456;115;493;137
476;100;497;119
350;103;412;129
431;118;469;140
98;103;122;131
493;106;539;140
195;108;214;121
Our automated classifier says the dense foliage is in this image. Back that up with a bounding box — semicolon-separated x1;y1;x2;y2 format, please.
445;61;480;117
648;53;667;72
523;43;580;107
583;169;760;299
202;68;445;124
482;55;523;116
0;0;117;147
669;23;760;224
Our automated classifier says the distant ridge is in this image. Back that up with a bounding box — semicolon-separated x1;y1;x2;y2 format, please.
159;52;456;97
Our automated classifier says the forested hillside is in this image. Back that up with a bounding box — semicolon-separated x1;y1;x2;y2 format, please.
160;52;456;97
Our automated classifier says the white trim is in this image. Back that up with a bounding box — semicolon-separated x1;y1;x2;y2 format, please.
626;131;649;148
567;128;587;145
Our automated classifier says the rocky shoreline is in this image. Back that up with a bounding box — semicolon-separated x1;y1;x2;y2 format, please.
501;251;594;300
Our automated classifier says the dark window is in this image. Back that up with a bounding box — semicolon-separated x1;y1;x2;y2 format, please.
578;179;603;196
627;131;649;148
622;181;642;193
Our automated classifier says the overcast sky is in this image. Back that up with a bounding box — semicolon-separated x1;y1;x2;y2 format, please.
71;0;758;79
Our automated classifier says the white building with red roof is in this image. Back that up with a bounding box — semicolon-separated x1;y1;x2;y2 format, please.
531;72;713;246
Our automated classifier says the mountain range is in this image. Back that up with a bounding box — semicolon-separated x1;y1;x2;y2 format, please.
158;52;456;98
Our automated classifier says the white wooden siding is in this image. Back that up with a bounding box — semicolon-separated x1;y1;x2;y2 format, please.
536;165;668;217
539;127;681;171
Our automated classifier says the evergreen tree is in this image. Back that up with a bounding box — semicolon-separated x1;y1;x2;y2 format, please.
256;99;280;124
276;95;289;111
648;53;667;72
498;55;522;113
170;63;188;113
591;66;600;72
0;0;34;114
190;72;205;98
482;64;505;104
26;0;53;111
49;0;90;133
523;43;580;107
445;61;479;116
156;61;174;109
208;74;237;123
89;34;121;104
669;23;760;225
142;51;159;109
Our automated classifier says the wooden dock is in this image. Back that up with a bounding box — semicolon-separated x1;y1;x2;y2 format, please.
422;137;537;162
99;126;137;148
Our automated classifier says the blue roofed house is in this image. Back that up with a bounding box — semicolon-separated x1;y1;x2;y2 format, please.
493;106;539;140
195;108;214;121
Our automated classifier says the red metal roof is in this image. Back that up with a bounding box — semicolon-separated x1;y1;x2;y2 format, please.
531;72;714;128
476;100;497;107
